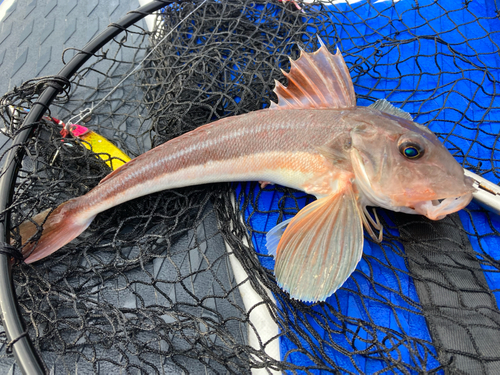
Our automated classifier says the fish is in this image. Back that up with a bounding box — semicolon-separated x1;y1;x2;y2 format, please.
15;40;474;302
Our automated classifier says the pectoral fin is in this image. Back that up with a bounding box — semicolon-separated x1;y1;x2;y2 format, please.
268;185;364;302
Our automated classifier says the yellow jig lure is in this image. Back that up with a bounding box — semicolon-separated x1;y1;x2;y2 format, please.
9;106;131;170
63;123;131;170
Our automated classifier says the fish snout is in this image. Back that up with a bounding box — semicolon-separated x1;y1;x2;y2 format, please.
412;192;473;220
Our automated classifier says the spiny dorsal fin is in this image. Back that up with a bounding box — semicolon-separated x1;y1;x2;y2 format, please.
270;40;356;110
369;99;413;121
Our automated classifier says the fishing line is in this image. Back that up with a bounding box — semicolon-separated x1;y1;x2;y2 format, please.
66;0;208;127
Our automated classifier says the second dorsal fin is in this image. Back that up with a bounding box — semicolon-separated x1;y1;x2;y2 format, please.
270;40;356;110
368;99;413;121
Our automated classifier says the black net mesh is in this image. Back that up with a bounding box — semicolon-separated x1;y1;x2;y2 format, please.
1;0;500;373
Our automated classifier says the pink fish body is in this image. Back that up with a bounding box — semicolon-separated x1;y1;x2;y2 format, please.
18;42;474;302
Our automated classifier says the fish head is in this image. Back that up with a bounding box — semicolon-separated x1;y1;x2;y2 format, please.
349;109;474;220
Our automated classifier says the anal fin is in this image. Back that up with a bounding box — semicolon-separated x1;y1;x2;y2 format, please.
267;184;364;302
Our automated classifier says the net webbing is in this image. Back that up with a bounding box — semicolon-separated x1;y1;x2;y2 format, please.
0;0;499;373
393;212;500;373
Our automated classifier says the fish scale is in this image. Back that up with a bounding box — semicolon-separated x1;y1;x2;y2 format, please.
89;109;349;209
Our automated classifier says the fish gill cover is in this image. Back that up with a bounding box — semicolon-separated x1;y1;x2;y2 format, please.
0;0;499;373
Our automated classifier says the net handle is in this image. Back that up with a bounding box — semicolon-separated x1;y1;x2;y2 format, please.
0;1;179;373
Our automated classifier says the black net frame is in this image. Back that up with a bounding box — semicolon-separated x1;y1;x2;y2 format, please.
0;0;499;374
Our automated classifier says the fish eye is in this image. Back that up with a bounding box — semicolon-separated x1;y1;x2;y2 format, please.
399;142;424;159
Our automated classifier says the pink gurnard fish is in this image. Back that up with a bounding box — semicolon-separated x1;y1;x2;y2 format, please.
16;41;474;302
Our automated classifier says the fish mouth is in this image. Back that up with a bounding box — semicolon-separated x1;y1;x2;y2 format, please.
411;192;473;220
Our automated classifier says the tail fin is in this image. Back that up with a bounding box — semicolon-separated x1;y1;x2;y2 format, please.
16;199;95;263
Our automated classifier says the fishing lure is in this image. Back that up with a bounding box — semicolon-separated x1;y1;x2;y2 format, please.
61;122;131;170
8;106;130;170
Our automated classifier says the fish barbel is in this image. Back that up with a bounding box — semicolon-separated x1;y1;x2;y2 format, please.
17;41;474;302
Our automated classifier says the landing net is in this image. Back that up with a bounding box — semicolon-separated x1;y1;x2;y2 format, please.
0;0;499;373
